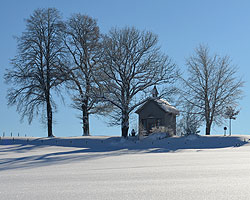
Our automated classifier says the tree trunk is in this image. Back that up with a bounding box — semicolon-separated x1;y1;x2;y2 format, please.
122;126;129;138
82;103;90;136
205;122;211;135
46;97;53;137
121;111;129;137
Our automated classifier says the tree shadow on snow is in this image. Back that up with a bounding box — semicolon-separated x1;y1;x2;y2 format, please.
0;135;249;171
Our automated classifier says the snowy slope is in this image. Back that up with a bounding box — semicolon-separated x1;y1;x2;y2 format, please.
1;135;250;200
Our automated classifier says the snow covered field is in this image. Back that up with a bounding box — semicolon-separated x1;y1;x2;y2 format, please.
1;135;250;200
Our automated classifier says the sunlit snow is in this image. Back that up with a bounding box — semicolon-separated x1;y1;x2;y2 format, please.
1;134;250;200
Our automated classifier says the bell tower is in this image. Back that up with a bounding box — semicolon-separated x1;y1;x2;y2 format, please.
151;85;158;98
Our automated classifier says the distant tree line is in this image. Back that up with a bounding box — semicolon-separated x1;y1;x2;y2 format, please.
4;8;243;137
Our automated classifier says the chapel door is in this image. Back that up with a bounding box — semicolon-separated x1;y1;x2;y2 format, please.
147;118;156;133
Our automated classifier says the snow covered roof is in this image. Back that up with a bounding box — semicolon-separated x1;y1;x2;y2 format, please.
135;97;179;115
154;98;179;115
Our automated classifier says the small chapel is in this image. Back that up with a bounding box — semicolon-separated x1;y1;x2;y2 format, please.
135;86;179;136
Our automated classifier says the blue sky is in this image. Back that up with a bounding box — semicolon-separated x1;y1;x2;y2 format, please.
1;0;250;137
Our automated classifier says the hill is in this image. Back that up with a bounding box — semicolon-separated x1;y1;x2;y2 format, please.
1;134;250;199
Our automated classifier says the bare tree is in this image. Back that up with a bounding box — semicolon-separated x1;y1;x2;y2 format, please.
178;103;201;135
224;106;240;136
63;14;110;136
99;27;178;137
5;8;66;137
181;45;243;135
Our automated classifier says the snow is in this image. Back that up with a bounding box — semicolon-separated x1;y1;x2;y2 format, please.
135;97;179;115
143;132;168;140
155;98;179;115
1;135;250;199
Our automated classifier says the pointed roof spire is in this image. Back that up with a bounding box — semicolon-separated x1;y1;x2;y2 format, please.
152;85;158;98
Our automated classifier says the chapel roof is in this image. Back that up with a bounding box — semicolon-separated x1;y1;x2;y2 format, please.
135;97;179;115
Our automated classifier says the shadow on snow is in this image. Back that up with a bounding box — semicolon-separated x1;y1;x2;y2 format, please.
0;135;249;171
